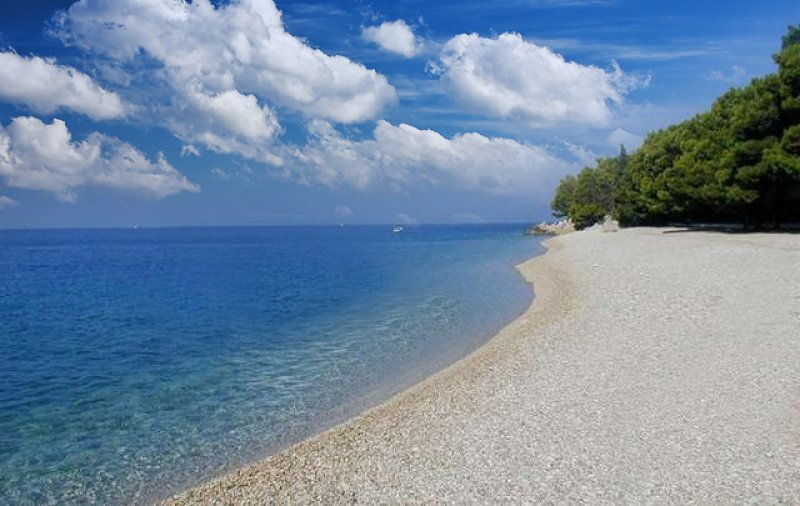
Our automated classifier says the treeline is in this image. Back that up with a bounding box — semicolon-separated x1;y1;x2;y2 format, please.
552;26;800;230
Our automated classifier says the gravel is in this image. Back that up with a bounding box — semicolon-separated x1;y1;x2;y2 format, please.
166;227;800;504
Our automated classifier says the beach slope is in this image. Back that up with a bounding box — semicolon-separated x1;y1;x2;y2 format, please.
167;228;800;504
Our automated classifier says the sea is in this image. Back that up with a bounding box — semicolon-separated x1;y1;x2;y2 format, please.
0;224;543;504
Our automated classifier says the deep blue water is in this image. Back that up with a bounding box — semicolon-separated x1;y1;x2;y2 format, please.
0;224;542;504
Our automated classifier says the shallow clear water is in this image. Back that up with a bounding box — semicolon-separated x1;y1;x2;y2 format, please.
0;224;542;504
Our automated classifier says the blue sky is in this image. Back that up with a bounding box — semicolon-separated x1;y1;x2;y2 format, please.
0;0;796;228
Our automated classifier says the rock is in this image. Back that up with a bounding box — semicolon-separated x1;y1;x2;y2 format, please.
526;219;575;236
601;215;619;232
586;215;620;233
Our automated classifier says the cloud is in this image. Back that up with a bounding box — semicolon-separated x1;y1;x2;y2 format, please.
0;117;199;201
0;196;19;209
396;212;417;224
432;32;642;126
533;37;718;62
53;0;397;160
0;51;126;120
181;144;201;157
165;87;282;164
606;128;642;149
211;167;231;180
362;20;422;58
334;204;354;218
707;65;747;84
564;142;598;166
283;120;572;199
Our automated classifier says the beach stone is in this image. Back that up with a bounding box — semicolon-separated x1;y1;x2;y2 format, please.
165;228;800;504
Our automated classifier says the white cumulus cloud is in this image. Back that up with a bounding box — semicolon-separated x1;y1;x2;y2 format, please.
396;213;417;224
564;142;599;167
0;51;126;120
433;32;642;126
606;128;642;149
181;144;201;157
0;117;199;201
283;120;572;198
0;196;19;209
53;0;397;161
362;20;422;58
166;87;283;165
707;65;747;84
334;205;354;218
211;167;232;180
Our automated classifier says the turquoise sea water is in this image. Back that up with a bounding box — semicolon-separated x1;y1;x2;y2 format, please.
0;225;542;504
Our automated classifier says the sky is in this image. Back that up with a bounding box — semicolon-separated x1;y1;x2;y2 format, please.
0;0;797;228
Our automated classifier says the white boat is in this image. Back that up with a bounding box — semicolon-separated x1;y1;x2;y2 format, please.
392;225;404;233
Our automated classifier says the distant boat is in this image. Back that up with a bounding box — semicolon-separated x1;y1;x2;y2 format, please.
392;225;404;233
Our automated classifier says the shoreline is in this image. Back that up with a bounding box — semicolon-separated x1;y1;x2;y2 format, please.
166;228;800;503
165;236;572;504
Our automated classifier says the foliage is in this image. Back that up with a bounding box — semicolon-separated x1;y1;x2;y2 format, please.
549;149;623;229
550;26;800;229
782;25;800;50
551;174;577;218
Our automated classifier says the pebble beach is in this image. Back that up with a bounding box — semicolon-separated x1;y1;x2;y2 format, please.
167;227;800;504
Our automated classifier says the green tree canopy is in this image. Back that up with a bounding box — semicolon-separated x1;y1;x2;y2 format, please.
550;25;800;230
